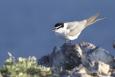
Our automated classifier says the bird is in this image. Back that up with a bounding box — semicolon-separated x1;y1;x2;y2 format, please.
52;13;104;42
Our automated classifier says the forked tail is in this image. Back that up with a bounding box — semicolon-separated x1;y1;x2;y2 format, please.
86;13;105;27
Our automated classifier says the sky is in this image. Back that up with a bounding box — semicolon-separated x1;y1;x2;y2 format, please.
0;0;115;65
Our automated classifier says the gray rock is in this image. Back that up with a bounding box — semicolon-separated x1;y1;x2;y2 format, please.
39;42;115;77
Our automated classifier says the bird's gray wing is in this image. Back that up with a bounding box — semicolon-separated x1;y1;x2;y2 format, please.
67;20;87;36
66;21;80;30
85;13;100;27
67;13;103;36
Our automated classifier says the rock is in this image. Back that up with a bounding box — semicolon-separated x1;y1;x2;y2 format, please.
84;61;111;76
78;42;114;64
113;40;115;49
40;44;81;69
97;61;111;75
39;41;115;77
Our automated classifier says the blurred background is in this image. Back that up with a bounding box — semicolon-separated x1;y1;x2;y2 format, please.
0;0;115;65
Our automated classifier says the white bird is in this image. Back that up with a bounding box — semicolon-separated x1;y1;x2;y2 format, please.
53;13;104;42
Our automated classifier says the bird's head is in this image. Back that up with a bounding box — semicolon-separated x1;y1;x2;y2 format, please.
52;22;65;33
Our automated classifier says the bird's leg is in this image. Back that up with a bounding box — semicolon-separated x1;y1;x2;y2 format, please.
64;39;68;44
64;39;72;45
68;40;72;44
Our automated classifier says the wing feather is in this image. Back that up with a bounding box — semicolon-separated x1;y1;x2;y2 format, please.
67;20;87;36
67;13;103;36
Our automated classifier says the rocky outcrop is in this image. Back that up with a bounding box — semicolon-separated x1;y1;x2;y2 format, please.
39;42;115;77
1;41;115;77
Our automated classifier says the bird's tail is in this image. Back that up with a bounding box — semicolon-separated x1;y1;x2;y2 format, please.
85;13;105;27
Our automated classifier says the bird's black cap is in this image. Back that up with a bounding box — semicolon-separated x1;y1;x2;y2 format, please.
54;23;64;29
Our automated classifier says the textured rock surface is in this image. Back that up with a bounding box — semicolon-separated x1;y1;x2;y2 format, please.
39;42;115;77
1;41;115;77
